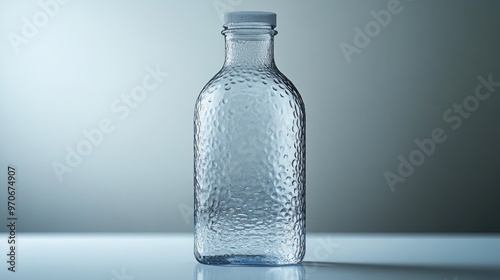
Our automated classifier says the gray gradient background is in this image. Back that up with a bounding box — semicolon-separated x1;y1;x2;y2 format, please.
0;0;499;233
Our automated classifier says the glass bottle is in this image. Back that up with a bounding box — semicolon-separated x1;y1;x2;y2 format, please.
194;11;305;265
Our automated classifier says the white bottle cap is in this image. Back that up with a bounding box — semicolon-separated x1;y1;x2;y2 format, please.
222;11;277;28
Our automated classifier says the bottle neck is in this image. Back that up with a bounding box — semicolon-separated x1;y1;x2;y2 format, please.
222;25;277;68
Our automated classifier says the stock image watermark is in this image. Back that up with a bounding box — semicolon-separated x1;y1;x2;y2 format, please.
179;202;193;226
385;74;500;191
213;0;243;19
51;65;169;182
6;165;18;272
304;235;340;279
111;267;135;280
339;0;412;63
8;0;72;53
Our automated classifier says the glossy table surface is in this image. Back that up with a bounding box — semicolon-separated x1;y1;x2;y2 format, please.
1;233;499;280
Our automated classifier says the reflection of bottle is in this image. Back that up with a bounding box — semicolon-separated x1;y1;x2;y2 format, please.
194;264;305;280
194;11;306;265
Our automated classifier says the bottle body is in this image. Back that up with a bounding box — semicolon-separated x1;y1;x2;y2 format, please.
194;12;305;265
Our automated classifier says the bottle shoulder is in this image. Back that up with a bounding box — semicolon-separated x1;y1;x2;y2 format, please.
197;66;305;110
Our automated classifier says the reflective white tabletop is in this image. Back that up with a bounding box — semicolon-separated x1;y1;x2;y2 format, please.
1;233;499;280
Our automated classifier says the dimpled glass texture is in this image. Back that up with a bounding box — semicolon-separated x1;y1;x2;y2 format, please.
194;16;305;265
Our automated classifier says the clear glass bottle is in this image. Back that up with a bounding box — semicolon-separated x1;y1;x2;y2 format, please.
194;11;305;265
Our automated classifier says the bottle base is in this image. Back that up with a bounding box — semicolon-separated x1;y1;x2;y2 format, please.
195;254;302;266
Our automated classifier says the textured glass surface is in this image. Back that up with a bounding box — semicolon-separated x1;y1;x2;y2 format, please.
194;22;305;265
